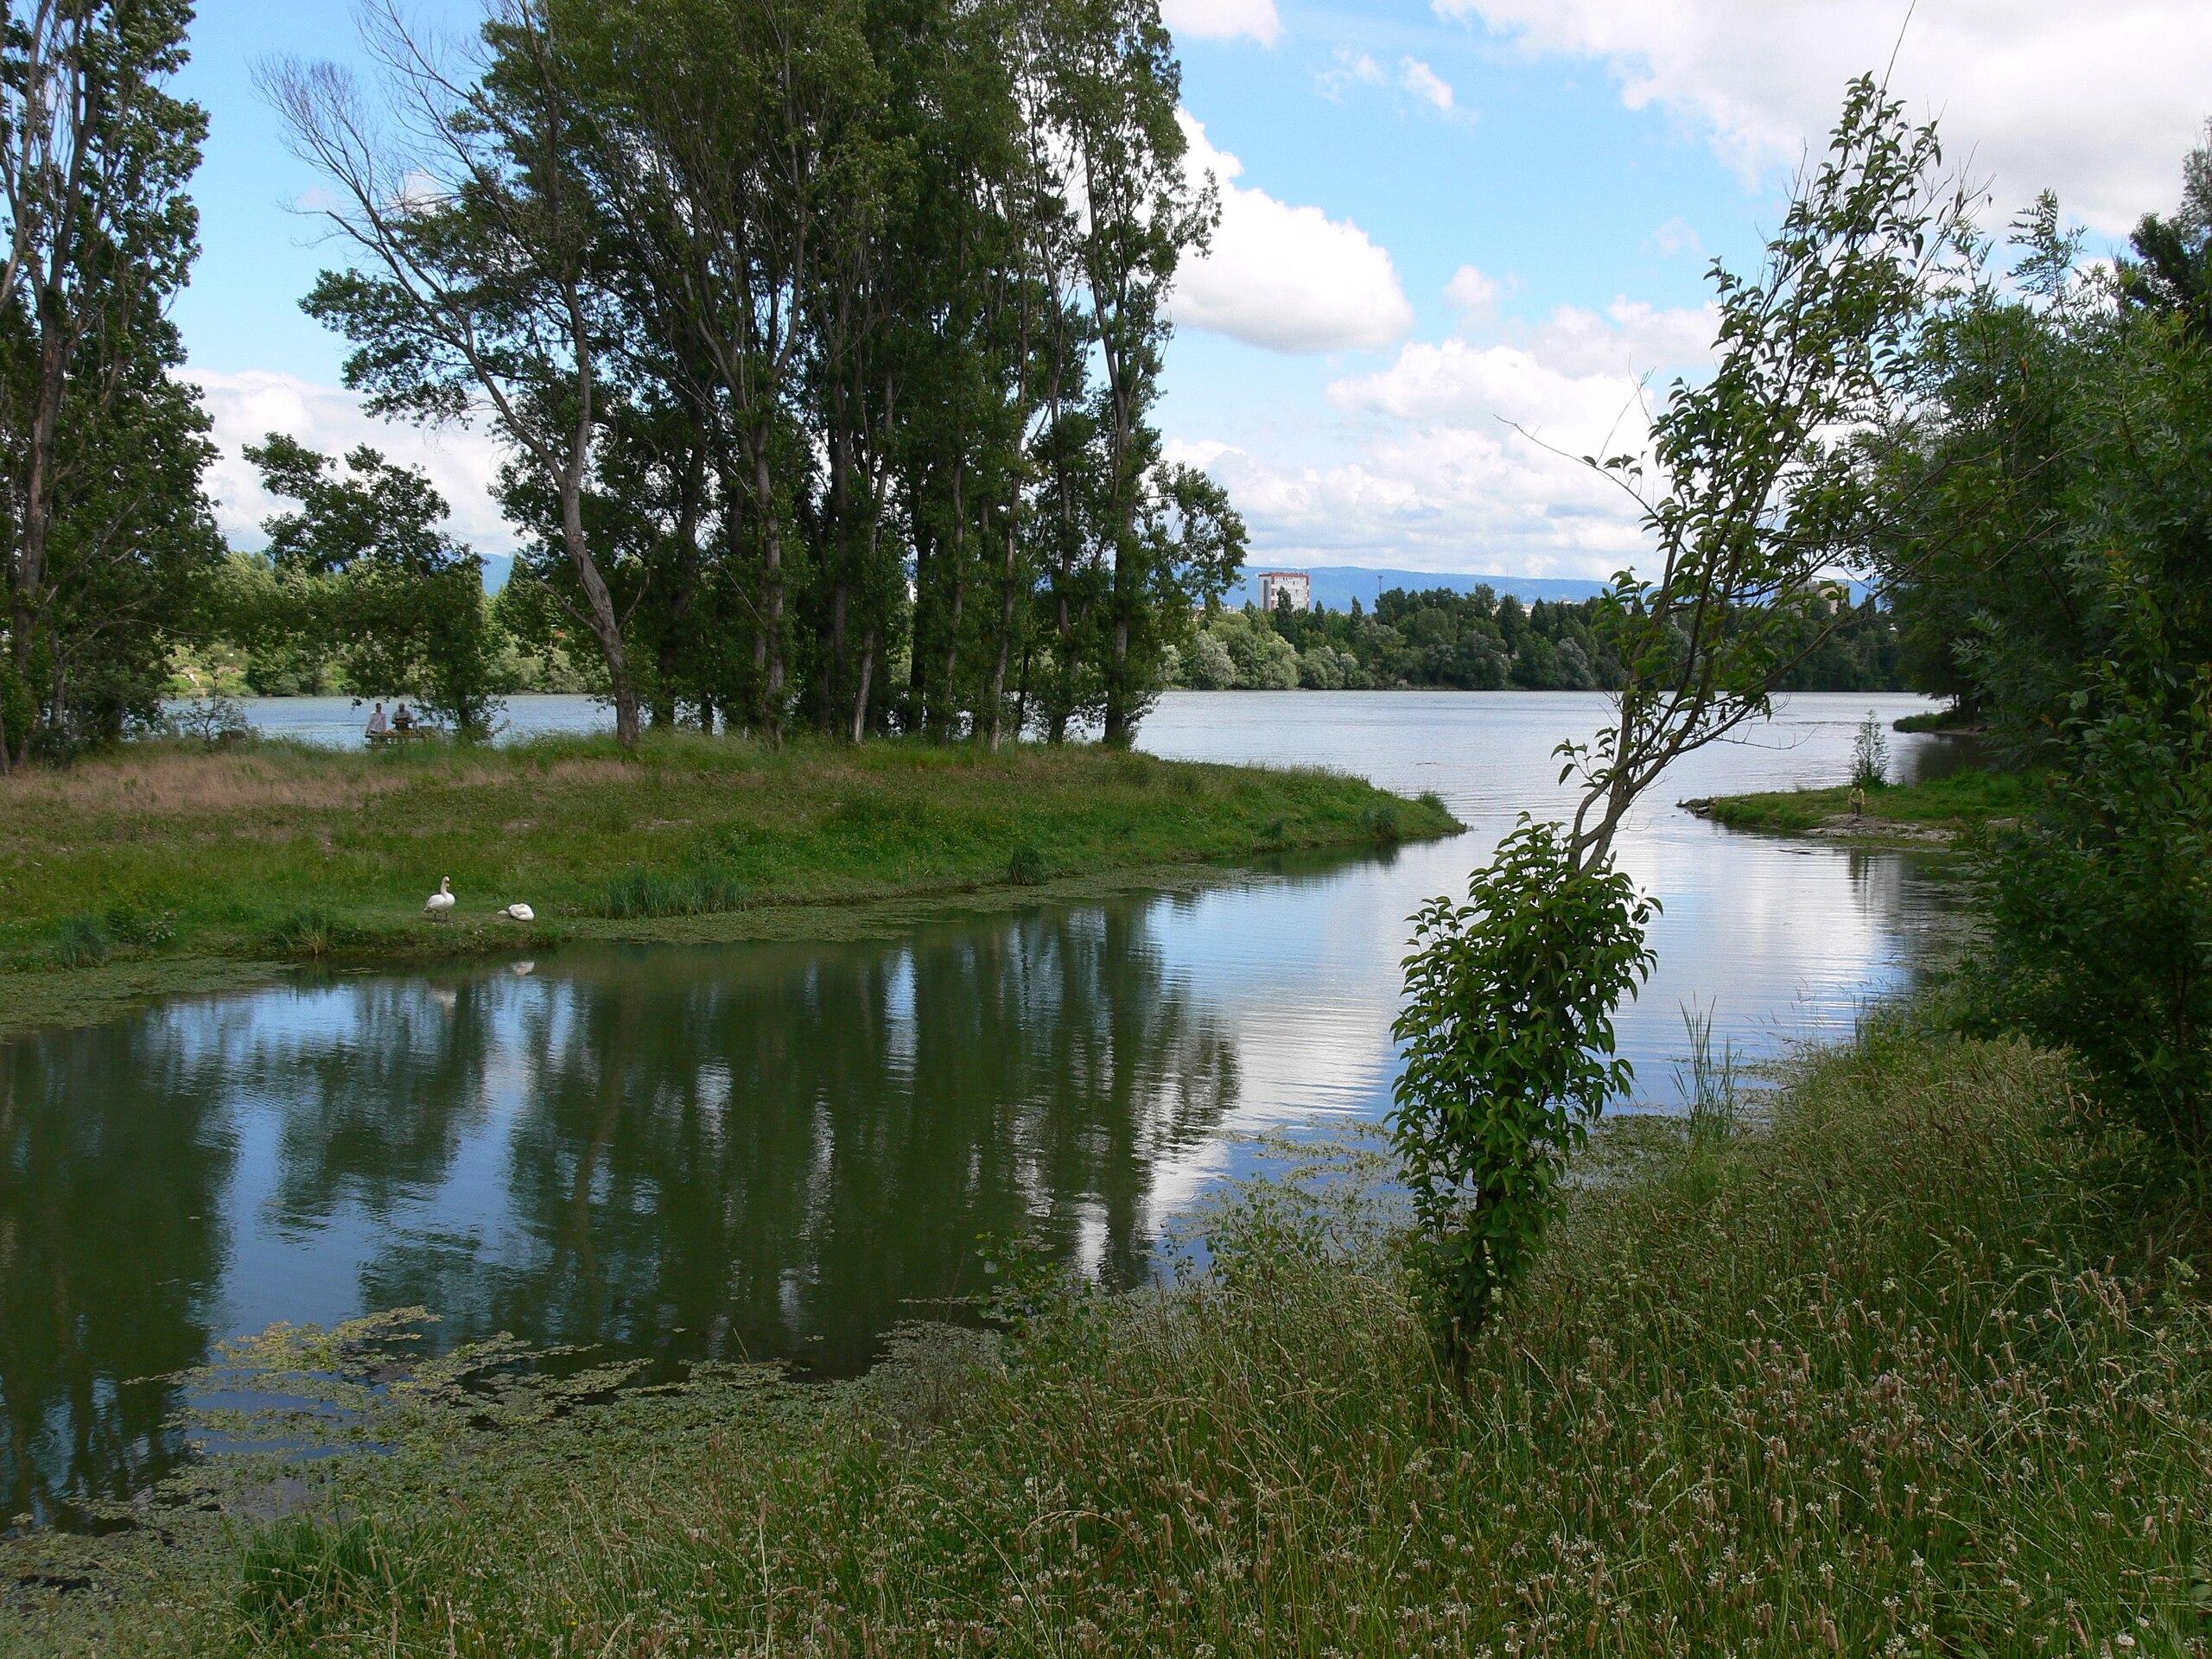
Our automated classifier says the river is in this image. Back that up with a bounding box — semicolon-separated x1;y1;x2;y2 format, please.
2;691;1962;1521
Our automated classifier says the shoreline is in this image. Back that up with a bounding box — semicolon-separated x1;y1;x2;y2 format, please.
0;734;1458;1040
1680;766;2032;849
14;1018;2202;1655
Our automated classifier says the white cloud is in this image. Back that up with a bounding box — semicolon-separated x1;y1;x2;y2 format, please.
1444;263;1502;321
1398;57;1456;113
1162;0;1281;47
1317;48;1386;99
1652;215;1705;259
1173;111;1416;353
1430;0;2212;232
190;370;513;552
1169;296;1724;576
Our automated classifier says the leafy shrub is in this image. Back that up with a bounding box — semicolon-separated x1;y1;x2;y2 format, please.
1970;628;2212;1170
1391;819;1655;1360
165;694;251;748
103;900;177;948
49;914;112;969
599;865;748;919
1006;843;1048;886
1849;708;1891;789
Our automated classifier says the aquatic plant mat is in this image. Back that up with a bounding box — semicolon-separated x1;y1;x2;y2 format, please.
10;1022;2212;1654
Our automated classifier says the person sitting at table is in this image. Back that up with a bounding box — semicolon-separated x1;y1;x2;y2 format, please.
365;701;390;738
391;702;415;734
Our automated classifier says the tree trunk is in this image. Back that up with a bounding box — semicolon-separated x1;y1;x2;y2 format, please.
750;443;787;743
849;626;875;745
558;476;638;748
987;514;1020;750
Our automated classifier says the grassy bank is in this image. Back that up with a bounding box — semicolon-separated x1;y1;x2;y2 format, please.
13;1021;2210;1656
1684;766;2036;843
0;734;1454;1035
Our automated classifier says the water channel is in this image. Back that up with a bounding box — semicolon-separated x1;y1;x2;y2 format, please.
1;690;1965;1520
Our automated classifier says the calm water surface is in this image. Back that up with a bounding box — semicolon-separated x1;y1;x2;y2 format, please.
3;691;1962;1518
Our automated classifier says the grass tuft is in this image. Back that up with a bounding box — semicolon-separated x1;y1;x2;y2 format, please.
48;914;111;969
597;865;748;919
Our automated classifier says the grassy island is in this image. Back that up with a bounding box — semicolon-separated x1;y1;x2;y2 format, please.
0;734;1456;1037
1682;766;2035;846
13;1019;2210;1656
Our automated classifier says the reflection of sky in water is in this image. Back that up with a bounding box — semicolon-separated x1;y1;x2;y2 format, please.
1;691;1964;1516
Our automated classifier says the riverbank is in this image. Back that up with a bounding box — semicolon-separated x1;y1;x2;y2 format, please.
11;1019;2208;1655
0;734;1456;1038
1682;766;2034;845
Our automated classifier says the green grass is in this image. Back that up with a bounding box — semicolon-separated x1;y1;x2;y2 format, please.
1688;765;2038;840
12;1021;2210;1656
0;733;1457;1033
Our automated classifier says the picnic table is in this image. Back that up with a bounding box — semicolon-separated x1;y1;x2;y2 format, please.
366;725;438;746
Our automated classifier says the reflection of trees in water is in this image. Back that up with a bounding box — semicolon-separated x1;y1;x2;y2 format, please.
245;978;501;1230
0;895;1239;1513
363;899;1238;1372
0;1007;241;1521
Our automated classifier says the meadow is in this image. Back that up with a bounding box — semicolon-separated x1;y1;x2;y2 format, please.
0;733;1452;1034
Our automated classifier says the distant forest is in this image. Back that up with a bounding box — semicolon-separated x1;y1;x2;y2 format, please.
1173;586;1904;693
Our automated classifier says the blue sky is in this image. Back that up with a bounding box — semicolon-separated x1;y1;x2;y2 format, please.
170;0;2212;581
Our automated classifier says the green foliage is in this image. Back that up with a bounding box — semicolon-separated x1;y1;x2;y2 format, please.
596;865;750;920
1970;578;2212;1169
1391;821;1655;1353
1005;843;1048;886
0;0;219;767
235;1517;422;1646
244;438;511;734
268;906;341;959
48;914;111;970
1849;707;1891;789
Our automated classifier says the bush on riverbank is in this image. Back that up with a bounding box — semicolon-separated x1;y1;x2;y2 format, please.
0;734;1453;1026
16;1021;2209;1656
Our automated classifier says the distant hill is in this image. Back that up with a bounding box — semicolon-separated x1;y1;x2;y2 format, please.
1240;565;1608;613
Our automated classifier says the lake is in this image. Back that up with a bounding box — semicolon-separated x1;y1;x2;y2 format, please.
2;691;1961;1522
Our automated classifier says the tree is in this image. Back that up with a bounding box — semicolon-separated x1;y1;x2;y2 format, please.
245;434;507;733
265;0;645;745
0;0;214;766
1392;76;1966;1357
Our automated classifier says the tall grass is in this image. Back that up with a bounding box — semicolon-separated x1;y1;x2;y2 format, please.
22;1022;2209;1656
596;865;748;919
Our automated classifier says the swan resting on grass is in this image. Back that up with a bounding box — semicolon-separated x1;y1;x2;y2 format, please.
499;902;535;922
423;877;456;920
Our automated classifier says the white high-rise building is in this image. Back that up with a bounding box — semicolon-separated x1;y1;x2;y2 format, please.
1258;570;1312;613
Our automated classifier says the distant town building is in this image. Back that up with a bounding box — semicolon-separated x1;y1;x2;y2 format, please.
1793;576;1856;615
1258;570;1312;613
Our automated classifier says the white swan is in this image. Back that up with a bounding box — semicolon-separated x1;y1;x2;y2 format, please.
423;877;456;920
498;902;534;922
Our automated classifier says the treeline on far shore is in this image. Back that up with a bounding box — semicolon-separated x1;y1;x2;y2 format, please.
165;567;1910;705
1167;585;1904;693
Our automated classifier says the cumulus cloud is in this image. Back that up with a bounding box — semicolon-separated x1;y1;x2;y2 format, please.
1430;0;2212;232
1162;0;1281;47
1444;263;1502;321
1168;296;1722;576
1398;57;1456;113
191;369;513;552
1172;111;1416;353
